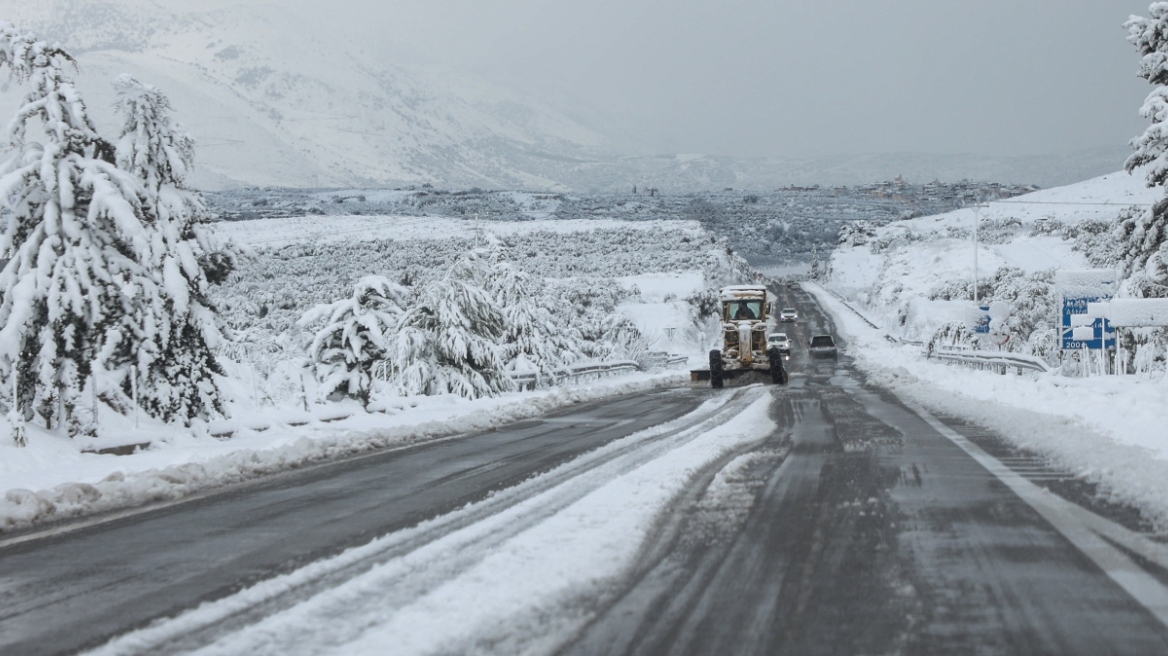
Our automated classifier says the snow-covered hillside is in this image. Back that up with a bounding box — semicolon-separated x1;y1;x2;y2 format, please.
829;170;1162;348
0;0;615;191
0;2;1132;191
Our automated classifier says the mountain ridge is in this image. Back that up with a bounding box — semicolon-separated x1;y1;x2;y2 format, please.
0;1;1139;191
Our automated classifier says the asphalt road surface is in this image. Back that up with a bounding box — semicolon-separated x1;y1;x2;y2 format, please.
561;284;1168;656
0;389;711;656
7;284;1168;655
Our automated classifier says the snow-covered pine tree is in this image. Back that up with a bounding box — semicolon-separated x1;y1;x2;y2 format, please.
488;258;579;383
392;252;512;399
109;74;237;421
1123;7;1168;297
810;244;821;279
1128;5;1168;188
299;275;408;406
0;24;157;438
1114;202;1168;296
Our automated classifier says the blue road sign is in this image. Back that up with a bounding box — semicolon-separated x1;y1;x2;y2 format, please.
1061;297;1115;350
972;306;990;334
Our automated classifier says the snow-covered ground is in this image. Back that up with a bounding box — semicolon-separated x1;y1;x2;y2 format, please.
819;169;1168;530
0;372;689;533
615;271;712;363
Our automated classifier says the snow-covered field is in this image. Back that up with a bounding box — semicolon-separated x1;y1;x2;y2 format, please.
217;215;704;249
819;169;1168;530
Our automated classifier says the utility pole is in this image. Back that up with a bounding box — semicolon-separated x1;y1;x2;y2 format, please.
972;202;981;305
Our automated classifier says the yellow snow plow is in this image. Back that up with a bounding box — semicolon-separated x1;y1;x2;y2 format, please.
691;285;787;388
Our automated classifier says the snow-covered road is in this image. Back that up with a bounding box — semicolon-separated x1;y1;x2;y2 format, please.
1;385;773;656
11;283;1168;656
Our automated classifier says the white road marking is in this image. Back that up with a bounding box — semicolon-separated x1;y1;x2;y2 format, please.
906;400;1168;630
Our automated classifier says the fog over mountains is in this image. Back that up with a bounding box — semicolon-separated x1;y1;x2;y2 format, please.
0;0;1136;191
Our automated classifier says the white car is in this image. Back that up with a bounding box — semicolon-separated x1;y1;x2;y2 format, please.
779;308;798;322
767;333;791;354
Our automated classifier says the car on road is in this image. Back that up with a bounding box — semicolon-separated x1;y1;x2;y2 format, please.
809;334;837;358
779;308;798;322
767;332;791;354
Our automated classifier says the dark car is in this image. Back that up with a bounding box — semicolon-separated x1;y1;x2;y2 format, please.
809;334;837;358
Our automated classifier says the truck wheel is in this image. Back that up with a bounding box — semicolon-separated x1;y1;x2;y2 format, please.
768;346;787;385
709;349;724;389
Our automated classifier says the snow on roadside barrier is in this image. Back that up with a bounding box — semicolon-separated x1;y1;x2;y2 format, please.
0;372;689;534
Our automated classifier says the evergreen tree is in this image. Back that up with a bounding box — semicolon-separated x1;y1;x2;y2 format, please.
485;249;579;384
1128;6;1168;188
810;244;821;279
299;275;407;406
1123;7;1168;297
0;23;155;437
1114;202;1168;296
392;253;511;399
110;74;237;421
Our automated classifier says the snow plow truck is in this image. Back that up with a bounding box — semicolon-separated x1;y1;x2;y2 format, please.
695;285;788;388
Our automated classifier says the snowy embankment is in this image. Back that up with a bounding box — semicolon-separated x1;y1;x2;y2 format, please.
814;170;1168;530
87;388;775;656
0;372;687;535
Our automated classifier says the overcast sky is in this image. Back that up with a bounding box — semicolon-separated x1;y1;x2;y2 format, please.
313;0;1155;160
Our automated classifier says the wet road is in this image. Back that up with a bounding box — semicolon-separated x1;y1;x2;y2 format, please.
0;389;710;656
562;284;1168;656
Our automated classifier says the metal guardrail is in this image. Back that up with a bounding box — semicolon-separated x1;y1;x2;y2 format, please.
508;359;644;390
928;348;1050;373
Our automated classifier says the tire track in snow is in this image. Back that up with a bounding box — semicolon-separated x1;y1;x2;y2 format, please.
85;386;776;656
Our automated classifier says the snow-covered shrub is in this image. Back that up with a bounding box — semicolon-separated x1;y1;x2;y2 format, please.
838;221;877;247
299;275;408;406
975;216;1024;245
924;267;1058;355
685;288;721;322
599;315;653;364
926;322;978;354
1029;216;1064;236
1062;218;1116;268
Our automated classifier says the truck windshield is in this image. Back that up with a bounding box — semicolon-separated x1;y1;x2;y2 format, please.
725;300;762;321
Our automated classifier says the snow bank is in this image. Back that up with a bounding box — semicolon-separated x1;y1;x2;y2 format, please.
0;372;688;534
807;282;1168;531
